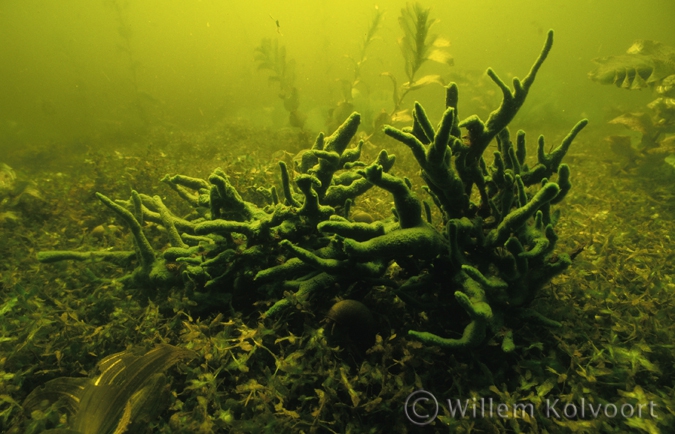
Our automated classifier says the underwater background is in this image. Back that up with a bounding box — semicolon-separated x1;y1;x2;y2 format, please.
2;0;675;433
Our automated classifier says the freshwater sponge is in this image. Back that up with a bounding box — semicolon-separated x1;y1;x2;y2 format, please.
37;30;587;352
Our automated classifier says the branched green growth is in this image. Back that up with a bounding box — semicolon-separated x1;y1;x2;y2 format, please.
377;29;586;350
37;30;585;354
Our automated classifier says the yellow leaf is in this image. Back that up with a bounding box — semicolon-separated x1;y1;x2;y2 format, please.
391;110;412;123
536;379;555;397
340;367;360;407
277;408;300;419
433;37;451;48
364;397;382;412
407;74;446;91
428;49;454;66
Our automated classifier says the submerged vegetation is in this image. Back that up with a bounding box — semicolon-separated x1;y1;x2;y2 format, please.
590;39;675;174
1;4;675;433
35;30;584;354
255;38;306;129
384;3;453;121
328;7;385;134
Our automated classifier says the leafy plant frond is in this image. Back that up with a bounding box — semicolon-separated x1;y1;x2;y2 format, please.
398;2;451;83
361;7;385;59
255;39;293;91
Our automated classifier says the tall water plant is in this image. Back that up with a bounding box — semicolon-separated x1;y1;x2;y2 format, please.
255;39;306;128
384;2;453;117
328;6;385;133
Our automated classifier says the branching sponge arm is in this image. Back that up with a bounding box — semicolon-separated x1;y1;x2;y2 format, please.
463;30;555;162
96;192;156;269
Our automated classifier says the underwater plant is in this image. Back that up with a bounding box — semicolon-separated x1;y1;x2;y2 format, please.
255;38;306;129
589;40;675;168
0;163;42;224
382;2;453;120
589;39;675;91
327;6;385;133
37;29;585;352
105;0;152;130
22;344;195;434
